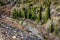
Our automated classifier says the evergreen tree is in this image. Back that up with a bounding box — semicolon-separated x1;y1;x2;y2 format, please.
54;25;59;35
13;9;19;19
18;10;22;18
21;8;27;18
27;8;32;19
31;7;37;20
24;8;27;18
45;2;51;21
48;21;54;33
36;6;42;23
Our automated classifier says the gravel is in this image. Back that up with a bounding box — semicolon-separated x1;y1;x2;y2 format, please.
0;21;44;40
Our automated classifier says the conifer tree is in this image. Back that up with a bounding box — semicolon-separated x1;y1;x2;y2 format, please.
31;7;37;20
0;0;5;6
13;9;19;19
48;21;54;33
18;10;22;18
21;8;26;18
27;8;32;19
54;25;59;35
36;6;42;23
24;8;27;18
45;2;51;21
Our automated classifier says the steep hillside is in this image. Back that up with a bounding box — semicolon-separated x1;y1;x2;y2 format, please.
0;0;60;40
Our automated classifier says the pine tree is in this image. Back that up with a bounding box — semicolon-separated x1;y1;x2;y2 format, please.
13;9;19;19
45;2;51;21
54;25;59;35
21;8;26;18
27;8;32;19
21;8;27;18
31;7;37;20
24;8;27;18
36;6;42;23
48;21;54;33
18;10;22;18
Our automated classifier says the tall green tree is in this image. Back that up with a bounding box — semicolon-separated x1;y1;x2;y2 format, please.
45;2;51;21
24;8;27;18
13;9;19;19
21;8;27;18
48;21;54;33
27;8;32;19
36;6;42;23
31;7;37;20
18;10;22;18
54;25;59;35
